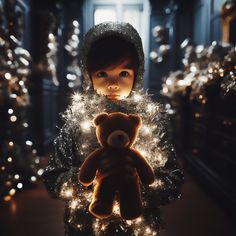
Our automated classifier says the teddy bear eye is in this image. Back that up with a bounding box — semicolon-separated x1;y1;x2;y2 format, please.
97;71;107;78
119;71;129;78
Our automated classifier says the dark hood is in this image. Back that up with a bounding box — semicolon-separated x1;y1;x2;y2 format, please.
79;22;144;91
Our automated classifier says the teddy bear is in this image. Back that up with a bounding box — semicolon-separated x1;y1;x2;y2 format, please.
78;112;155;220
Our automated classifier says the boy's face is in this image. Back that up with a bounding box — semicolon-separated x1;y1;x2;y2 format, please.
91;58;135;100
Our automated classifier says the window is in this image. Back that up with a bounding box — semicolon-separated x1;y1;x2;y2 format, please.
94;7;117;25
83;0;151;88
123;5;143;33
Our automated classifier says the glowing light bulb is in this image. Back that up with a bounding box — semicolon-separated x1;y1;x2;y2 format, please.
76;224;82;229
10;94;17;99
177;80;186;86
7;157;12;162
26;140;33;146
4;196;11;201
147;104;156;113
9;141;14;146
93;221;99;229
23;122;28;127
9;188;16;196
48;33;55;40
142;125;151;135
6;181;11;186
166;78;172;85
19;80;24;86
22;88;28;93
80;120;91;132
163;87;168;94
31;176;37;182
135;217;142;224
145;227;151;234
208;67;213;73
14;174;20;179
17;183;23;189
8;109;14;114
72;35;78;41
70;199;79;210
73;20;79;27
10;115;17;122
68;82;75;88
139;148;148;156
73;93;81;102
149;179;163;188
5;72;11;80
66;74;77;80
37;169;44;176
64;189;73;198
190;65;197;72
133;94;142;102
113;202;120;215
126;220;132;226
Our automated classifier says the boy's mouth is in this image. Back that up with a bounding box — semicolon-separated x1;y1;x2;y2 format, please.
106;94;120;100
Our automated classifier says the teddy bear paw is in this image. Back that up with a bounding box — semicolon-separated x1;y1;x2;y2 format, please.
89;200;113;219
120;208;142;220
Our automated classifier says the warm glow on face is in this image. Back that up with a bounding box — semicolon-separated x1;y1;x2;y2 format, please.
91;58;135;100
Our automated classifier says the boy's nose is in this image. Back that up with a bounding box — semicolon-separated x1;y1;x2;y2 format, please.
108;84;119;90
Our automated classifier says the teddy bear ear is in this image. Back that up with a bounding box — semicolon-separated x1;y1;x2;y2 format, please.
128;114;142;127
93;112;108;126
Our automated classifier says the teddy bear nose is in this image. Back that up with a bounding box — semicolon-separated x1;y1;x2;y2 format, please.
107;130;130;148
108;84;119;90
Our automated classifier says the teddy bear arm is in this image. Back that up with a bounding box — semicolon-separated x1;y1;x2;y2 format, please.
131;149;155;185
79;149;102;186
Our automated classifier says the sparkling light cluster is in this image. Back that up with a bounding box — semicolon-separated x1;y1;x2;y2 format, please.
0;1;40;202
35;12;59;86
55;88;182;235
64;20;82;89
62;89;168;169
162;42;236;102
46;32;59;86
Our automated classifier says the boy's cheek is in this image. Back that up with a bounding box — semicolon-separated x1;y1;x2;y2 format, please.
120;79;134;91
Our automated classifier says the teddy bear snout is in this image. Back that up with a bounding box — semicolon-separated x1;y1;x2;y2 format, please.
107;130;130;148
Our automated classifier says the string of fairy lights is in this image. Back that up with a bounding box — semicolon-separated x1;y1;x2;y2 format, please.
64;20;82;89
53;88;178;235
0;0;41;202
47;31;59;86
35;10;59;86
162;41;236;103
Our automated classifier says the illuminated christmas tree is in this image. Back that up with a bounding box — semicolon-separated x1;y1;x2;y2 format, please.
0;0;41;202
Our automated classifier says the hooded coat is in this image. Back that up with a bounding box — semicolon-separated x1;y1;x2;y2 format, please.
42;22;184;236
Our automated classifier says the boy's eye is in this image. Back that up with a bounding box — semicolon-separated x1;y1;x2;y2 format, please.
119;71;129;77
97;71;107;78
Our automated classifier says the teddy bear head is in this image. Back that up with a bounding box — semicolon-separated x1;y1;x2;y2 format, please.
93;112;142;148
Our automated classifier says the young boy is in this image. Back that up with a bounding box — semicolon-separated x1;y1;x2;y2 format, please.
42;22;183;236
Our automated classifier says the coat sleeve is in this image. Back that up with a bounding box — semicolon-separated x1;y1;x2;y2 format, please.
153;142;184;205
42;122;82;199
149;108;184;206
